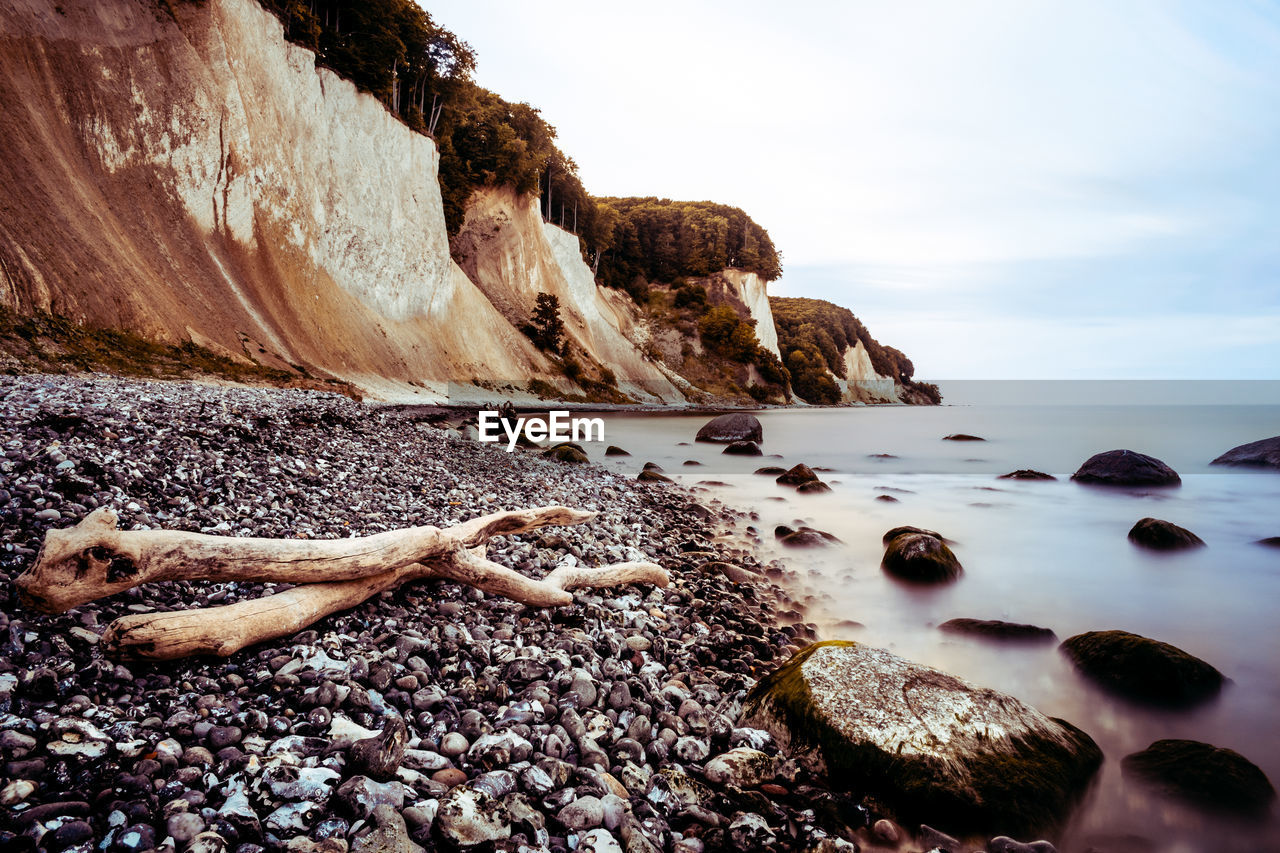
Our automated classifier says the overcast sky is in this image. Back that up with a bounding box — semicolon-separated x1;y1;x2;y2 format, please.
426;1;1280;380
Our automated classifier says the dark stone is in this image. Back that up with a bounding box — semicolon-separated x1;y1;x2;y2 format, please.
1059;631;1224;707
796;481;831;494
642;462;664;471
1127;518;1205;551
1210;435;1280;469
881;528;962;583
699;562;762;584
776;526;839;549
348;716;408;781
943;434;985;441
775;464;818;486
1256;536;1280;548
753;466;786;475
696;413;763;444
882;525;945;544
1070;450;1180;487
998;470;1056;481
604;446;630;457
939;619;1056;642
544;445;588;464
1122;739;1276;816
723;441;762;456
875;495;898;503
50;820;94;849
637;470;673;484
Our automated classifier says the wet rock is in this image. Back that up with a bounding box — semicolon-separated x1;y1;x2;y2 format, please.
696;413;763;444
776;526;839;549
637;470;674;484
1070;449;1180;487
723;441;762;456
1257;536;1280;548
1127;518;1205;551
939;619;1056;642
919;824;962;851
1121;739;1275;816
871;818;900;844
434;785;511;847
797;480;832;494
605;445;631;456
882;527;962;583
1210;435;1280;469
988;837;1059;853
167;812;207;844
776;464;818;486
545;444;589;464
46;717;112;760
263;765;341;803
1059;630;1224;707
348;716;408;780
741;641;1102;836
335;776;405;820
728;813;775;848
998;470;1056;480
754;466;786;475
578;828;625;853
558;794;605;830
943;434;985;441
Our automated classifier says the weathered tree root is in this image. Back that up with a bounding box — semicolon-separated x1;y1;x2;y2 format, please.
17;506;669;661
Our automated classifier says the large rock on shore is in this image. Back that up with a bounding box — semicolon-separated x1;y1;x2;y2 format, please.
1070;450;1180;487
1127;518;1205;551
1210;435;1280;469
740;641;1102;836
696;413;762;443
1121;739;1276;816
881;527;962;583
1059;631;1224;707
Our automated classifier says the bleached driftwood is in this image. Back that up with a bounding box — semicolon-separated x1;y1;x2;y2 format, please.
16;506;668;661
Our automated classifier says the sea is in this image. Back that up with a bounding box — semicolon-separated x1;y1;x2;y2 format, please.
575;382;1280;852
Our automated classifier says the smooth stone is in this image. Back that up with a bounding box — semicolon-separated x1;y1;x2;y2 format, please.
702;748;777;788
797;480;831;494
1059;630;1224;707
723;441;762;456
1210;435;1280;469
1121;739;1275;816
998;470;1056;480
637;470;674;484
604;445;630;456
1070;449;1180;486
881;528;962;583
740;641;1102;836
558;794;605;830
943;434;985;441
754;466;786;475
1127;518;1205;551
696;413;763;443
939;619;1056;642
167;812;206;843
544;445;589;464
775;464;818;486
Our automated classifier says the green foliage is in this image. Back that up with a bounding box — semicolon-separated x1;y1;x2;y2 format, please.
785;342;840;404
595;198;782;297
523;292;565;354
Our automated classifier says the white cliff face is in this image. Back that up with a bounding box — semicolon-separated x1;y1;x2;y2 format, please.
837;342;898;403
720;271;780;358
451;188;685;402
0;0;546;400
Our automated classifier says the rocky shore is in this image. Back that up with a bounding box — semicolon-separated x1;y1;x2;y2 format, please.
0;374;872;853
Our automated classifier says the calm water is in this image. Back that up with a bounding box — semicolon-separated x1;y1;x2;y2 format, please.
575;402;1280;852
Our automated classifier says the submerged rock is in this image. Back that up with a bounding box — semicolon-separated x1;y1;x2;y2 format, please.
881;527;962;583
943;434;985;441
1256;536;1280;548
797;480;832;494
1059;630;1224;707
775;526;840;548
939;618;1056;642
998;470;1056;481
1121;739;1276;817
740;641;1102;836
776;464;818;486
1210;435;1280;469
1127;518;1205;551
604;445;630;456
754;466;786;475
637;470;673;484
1070;450;1180;487
723;440;763;456
696;412;763;443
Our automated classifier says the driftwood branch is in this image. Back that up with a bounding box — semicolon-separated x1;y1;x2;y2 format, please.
17;506;669;661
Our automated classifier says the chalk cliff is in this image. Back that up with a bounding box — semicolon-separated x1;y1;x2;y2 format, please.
0;0;692;402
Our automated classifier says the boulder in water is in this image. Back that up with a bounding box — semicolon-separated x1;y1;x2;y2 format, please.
723;440;763;456
1070;450;1180;487
797;481;832;494
943;433;985;441
637;470;673;484
544;444;588;464
1059;630;1224;707
1127;518;1205;551
775;526;840;548
1121;739;1275;817
754;466;786;475
696;413;763;444
998;470;1056;481
776;464;818;486
881;528;962;583
604;445;630;457
740;641;1103;836
1210;435;1280;469
939;619;1056;642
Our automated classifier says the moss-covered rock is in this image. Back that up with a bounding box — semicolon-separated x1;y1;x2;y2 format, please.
1127;518;1205;551
740;641;1102;837
1059;630;1224;707
881;528;962;583
1121;739;1275;816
